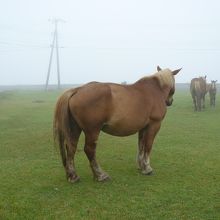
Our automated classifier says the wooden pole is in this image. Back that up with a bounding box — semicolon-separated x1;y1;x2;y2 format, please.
45;30;56;90
55;21;61;89
45;18;64;90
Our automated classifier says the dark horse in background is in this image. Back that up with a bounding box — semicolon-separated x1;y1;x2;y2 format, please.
190;76;207;111
209;80;217;107
53;66;181;183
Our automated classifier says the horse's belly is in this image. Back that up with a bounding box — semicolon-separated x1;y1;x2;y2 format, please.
101;119;148;137
101;125;137;136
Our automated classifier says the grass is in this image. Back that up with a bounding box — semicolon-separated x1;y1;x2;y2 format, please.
0;89;219;220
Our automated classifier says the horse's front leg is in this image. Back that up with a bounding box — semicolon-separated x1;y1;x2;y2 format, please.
137;128;146;170
202;95;205;109
137;121;161;175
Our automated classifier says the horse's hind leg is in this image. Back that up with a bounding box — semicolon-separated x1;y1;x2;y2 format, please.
196;96;201;111
192;96;197;111
84;131;110;182
202;96;205;109
65;126;82;183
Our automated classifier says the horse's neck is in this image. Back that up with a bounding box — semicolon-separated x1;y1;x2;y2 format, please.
135;77;170;98
135;77;160;91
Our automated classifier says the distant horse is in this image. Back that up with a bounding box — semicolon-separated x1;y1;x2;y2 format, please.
53;66;181;183
190;76;207;111
209;80;217;107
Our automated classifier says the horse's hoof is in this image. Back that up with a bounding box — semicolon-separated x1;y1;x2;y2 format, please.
97;173;111;182
141;170;154;176
68;175;80;183
146;170;154;175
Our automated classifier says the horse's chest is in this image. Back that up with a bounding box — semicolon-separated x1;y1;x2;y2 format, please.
150;104;166;121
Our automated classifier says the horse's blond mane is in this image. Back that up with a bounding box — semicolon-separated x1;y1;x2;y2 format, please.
138;69;175;89
153;69;174;88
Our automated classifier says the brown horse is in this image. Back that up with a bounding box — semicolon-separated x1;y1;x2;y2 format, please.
190;76;207;111
53;66;181;183
209;80;217;107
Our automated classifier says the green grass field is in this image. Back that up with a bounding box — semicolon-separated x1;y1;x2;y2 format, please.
0;89;219;220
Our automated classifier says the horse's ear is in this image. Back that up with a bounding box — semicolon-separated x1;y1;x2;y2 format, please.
157;66;162;71
205;75;207;79
172;68;182;75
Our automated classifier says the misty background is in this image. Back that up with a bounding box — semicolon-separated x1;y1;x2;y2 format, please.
0;0;219;86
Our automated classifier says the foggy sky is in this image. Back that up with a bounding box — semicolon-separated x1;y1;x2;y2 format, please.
0;0;220;85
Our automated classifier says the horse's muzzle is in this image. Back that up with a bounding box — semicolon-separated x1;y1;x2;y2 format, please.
166;98;173;106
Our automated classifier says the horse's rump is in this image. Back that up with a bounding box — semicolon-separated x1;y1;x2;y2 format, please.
190;76;207;111
190;78;205;95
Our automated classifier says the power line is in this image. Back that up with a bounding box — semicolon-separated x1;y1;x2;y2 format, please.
0;40;49;48
0;40;220;52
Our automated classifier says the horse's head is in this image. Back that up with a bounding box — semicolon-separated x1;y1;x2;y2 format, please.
211;80;217;89
156;66;181;106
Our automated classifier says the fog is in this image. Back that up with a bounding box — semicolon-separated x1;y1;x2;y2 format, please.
0;0;220;85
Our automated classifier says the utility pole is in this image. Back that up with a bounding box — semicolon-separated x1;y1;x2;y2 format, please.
45;18;64;90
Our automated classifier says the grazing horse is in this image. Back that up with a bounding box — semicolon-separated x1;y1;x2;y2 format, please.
209;80;217;107
53;66;181;183
190;76;207;111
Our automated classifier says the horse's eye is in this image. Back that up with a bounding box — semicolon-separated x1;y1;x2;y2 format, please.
170;88;175;95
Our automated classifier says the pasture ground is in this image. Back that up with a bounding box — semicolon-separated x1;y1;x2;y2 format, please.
0;88;219;219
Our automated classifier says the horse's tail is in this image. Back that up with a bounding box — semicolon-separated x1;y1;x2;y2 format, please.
53;88;78;167
190;80;200;94
194;81;201;95
190;80;196;97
